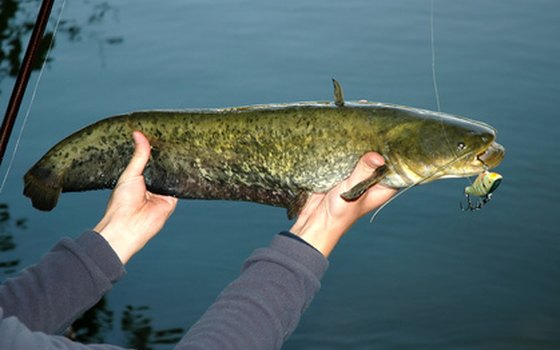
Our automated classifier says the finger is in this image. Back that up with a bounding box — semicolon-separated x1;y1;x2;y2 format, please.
344;152;385;189
119;131;151;181
152;193;179;209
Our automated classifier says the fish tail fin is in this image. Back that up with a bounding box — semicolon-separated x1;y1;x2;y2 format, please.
23;168;62;211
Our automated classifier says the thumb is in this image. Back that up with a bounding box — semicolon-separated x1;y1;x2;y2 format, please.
119;131;151;181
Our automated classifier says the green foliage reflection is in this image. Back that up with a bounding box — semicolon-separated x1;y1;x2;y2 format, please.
0;0;123;92
68;301;184;349
0;203;25;277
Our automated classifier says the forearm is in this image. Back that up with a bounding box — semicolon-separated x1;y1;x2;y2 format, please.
177;232;328;350
0;314;129;350
0;231;125;334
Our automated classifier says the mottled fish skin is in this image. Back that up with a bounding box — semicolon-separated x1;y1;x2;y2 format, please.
23;101;505;215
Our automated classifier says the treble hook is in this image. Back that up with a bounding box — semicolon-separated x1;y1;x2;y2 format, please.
460;193;493;211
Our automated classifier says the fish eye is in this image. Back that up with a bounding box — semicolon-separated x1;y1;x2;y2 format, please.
457;142;466;151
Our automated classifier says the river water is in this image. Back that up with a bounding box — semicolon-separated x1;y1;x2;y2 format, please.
1;0;559;349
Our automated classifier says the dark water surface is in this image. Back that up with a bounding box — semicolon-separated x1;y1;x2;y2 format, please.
1;0;559;348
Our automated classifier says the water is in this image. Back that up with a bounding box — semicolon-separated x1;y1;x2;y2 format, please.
1;0;559;348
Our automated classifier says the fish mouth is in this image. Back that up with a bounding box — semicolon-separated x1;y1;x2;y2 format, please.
476;141;505;169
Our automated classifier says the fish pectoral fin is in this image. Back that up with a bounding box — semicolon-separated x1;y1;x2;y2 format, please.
340;165;388;201
287;192;309;220
332;78;345;107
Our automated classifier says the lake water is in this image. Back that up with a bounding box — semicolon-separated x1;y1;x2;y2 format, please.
1;0;559;349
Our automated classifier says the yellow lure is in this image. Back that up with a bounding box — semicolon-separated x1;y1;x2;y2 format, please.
461;171;503;211
464;171;503;197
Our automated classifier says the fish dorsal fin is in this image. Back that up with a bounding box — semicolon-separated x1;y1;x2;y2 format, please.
332;78;345;107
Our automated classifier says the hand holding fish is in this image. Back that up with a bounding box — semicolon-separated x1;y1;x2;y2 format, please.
93;131;178;264
290;152;397;257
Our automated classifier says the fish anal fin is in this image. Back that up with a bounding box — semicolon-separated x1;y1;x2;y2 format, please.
287;192;309;220
340;165;388;201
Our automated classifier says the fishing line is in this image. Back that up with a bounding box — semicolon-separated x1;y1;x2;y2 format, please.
431;0;454;155
430;0;441;113
0;0;67;194
430;0;474;188
370;4;479;221
366;1;485;222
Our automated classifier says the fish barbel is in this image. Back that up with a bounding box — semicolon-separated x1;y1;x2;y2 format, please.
23;81;505;217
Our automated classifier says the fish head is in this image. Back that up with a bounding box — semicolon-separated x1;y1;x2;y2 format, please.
387;111;505;185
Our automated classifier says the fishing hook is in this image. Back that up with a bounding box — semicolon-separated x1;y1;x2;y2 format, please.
460;193;493;212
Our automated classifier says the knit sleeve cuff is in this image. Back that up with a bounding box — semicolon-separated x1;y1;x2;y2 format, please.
75;231;126;283
268;231;329;280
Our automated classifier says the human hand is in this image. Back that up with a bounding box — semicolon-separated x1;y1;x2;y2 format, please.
290;152;397;257
94;131;178;264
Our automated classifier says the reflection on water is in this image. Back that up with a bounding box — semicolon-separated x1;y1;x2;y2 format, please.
0;203;25;277
67;297;113;344
120;305;184;350
0;0;122;91
69;300;184;349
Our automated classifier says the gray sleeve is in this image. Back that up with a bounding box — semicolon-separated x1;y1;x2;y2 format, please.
0;231;125;334
0;315;129;350
0;231;327;350
177;232;329;350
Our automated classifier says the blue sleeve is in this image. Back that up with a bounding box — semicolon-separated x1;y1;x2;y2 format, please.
176;232;329;350
0;231;125;334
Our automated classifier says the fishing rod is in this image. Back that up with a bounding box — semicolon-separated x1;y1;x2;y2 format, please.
0;0;55;167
